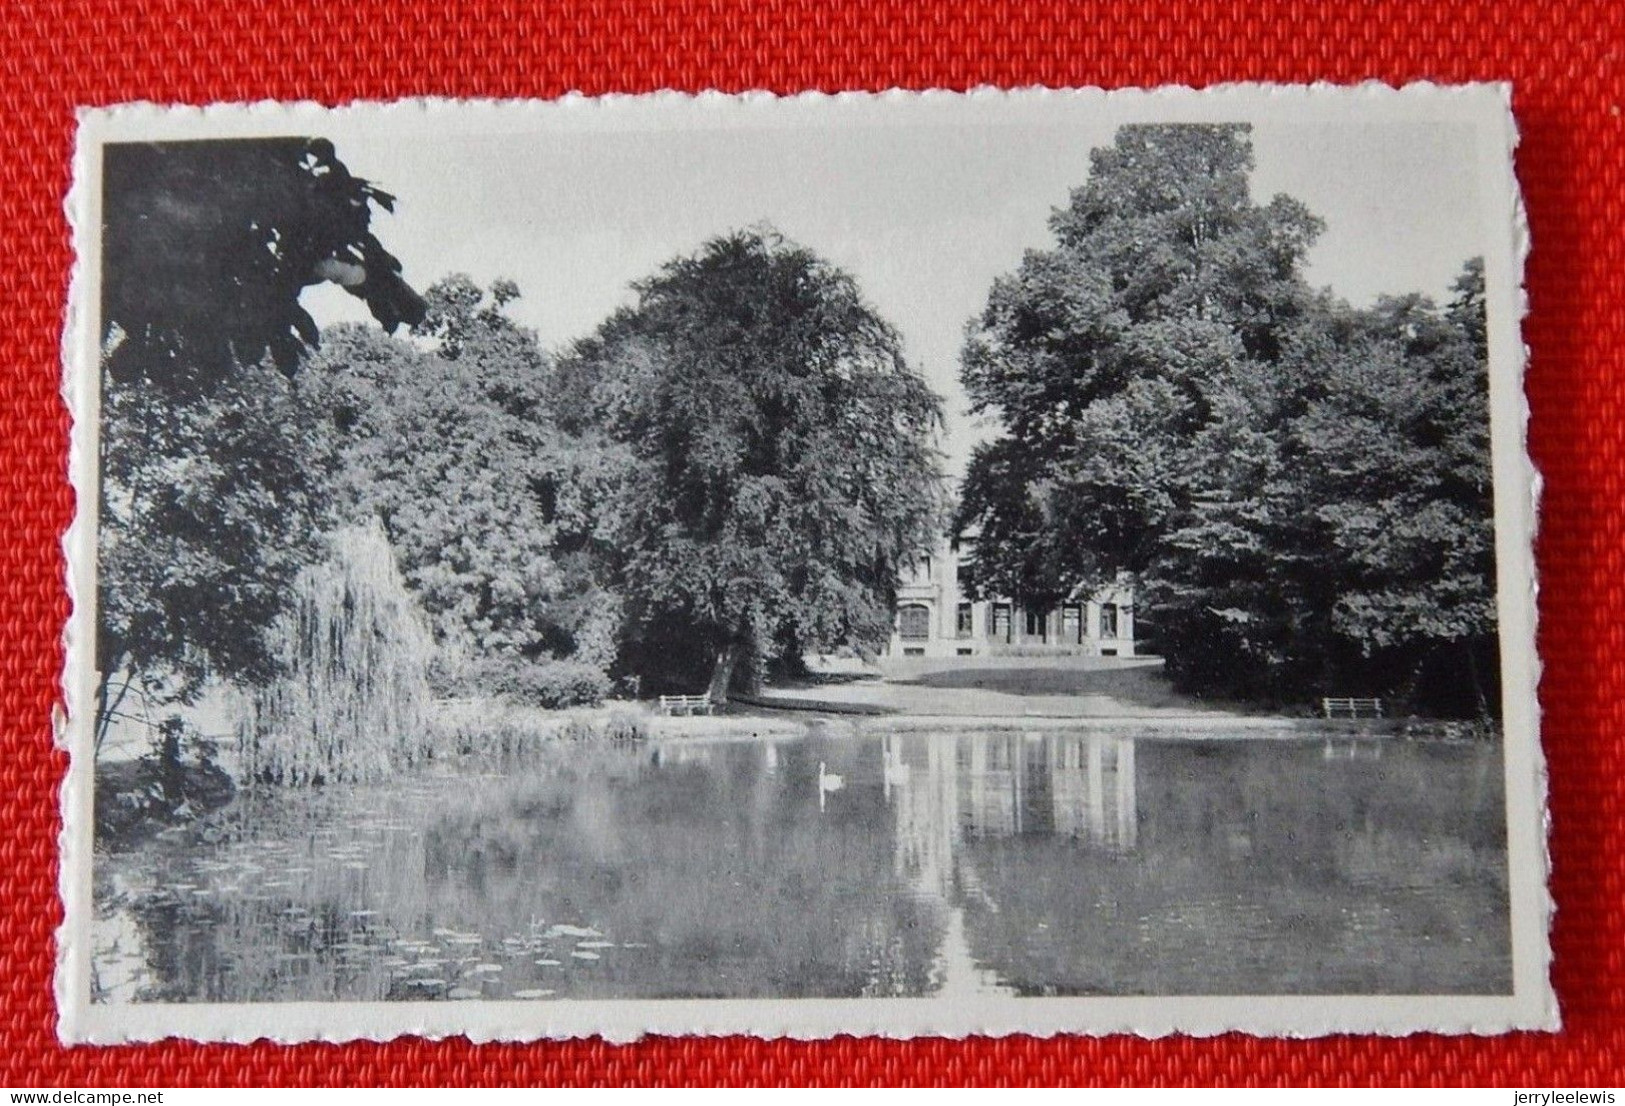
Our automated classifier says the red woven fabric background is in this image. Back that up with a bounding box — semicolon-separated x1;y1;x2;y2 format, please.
3;0;1620;1086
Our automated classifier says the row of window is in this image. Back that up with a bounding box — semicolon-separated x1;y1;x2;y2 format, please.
906;554;979;588
899;602;1120;642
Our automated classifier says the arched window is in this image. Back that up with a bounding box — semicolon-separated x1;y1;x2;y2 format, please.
898;604;931;640
1025;606;1047;640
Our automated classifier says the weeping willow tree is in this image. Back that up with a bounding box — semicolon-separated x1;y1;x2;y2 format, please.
238;521;435;785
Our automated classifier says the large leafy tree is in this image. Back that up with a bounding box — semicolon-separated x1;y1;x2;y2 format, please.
307;278;620;703
958;124;1496;714
1139;270;1495;710
96;355;335;748
957;124;1322;609
557;228;947;700
1291;263;1495;711
96;138;423;746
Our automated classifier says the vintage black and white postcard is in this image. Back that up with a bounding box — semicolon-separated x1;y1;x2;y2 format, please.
58;85;1553;1043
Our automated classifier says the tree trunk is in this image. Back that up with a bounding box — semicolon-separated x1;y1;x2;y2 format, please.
707;626;765;704
736;642;764;697
1466;639;1494;727
159;718;185;805
707;642;740;705
94;675;113;754
94;671;133;756
1397;644;1437;717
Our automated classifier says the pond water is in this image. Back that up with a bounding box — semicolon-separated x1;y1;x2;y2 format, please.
92;729;1511;1003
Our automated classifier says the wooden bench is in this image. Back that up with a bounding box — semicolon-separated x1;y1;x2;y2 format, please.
658;694;715;716
1322;696;1384;719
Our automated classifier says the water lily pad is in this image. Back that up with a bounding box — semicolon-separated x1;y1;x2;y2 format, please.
547;924;602;939
469;963;503;974
571;951;600;961
512;989;556;999
447;987;482;1000
534;959;562;967
575;940;614;949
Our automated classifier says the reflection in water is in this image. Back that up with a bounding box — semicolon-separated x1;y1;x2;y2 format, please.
90;883;154;1003
884;733;1138;995
94;729;1509;1003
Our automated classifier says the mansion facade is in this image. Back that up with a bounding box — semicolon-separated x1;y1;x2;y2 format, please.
886;537;1135;659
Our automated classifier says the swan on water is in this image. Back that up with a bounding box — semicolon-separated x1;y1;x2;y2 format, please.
818;760;844;811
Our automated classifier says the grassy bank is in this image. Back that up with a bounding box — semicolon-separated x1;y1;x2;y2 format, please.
759;656;1494;736
884;657;1251;712
432;699;814;748
95;754;236;850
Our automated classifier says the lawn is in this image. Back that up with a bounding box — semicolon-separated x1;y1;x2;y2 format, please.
892;659;1253;714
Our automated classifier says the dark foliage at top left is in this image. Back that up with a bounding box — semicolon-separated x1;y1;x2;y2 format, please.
102;138;427;390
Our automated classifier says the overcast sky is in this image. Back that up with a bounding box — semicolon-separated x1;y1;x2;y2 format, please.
304;113;1483;478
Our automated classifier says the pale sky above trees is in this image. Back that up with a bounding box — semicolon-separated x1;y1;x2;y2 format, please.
304;113;1482;477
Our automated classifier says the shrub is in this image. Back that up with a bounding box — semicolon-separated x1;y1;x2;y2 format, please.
603;707;648;743
476;658;611;709
429;700;651;758
95;717;236;848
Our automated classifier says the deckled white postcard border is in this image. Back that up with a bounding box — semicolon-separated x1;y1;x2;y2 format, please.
57;83;1554;1044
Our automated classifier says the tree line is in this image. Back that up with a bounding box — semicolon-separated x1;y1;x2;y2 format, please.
956;124;1496;717
302;242;945;707
96;125;1498;747
96;142;946;741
